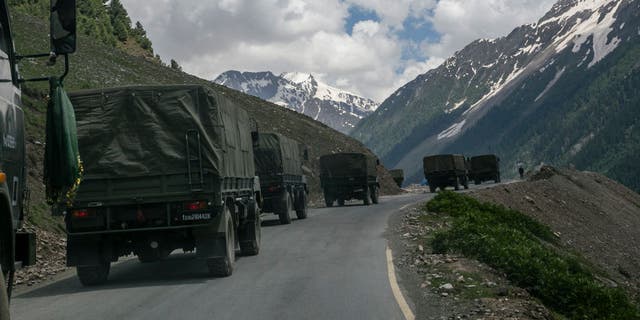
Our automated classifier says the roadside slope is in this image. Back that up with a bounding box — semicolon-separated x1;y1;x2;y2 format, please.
471;166;640;299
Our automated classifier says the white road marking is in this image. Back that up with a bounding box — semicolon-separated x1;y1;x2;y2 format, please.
398;203;413;211
386;246;415;320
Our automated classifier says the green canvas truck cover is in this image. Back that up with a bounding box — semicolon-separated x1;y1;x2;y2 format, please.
470;154;499;172
423;154;466;173
319;153;377;178
70;85;255;179
254;133;303;176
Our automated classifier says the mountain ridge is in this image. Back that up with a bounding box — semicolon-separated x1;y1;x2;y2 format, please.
215;70;378;134
351;0;640;191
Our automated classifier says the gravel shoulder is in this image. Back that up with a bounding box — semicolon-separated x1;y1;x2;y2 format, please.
387;190;553;320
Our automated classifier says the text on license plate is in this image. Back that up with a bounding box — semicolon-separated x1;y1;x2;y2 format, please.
182;213;212;221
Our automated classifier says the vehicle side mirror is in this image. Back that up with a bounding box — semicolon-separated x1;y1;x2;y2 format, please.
50;0;76;54
251;131;259;148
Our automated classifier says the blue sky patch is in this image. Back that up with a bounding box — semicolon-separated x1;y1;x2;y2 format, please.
345;5;381;35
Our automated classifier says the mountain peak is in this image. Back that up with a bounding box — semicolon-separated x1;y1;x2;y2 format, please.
214;71;379;133
280;72;314;84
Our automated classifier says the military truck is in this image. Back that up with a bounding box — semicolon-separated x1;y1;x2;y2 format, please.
468;154;501;185
1;0;77;308
65;85;261;285
423;154;469;193
389;169;404;188
253;133;308;224
320;153;379;206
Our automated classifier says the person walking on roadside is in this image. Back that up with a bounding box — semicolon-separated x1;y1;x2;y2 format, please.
518;166;524;179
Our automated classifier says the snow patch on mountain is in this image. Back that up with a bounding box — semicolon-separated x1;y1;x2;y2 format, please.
536;67;566;101
438;120;467;140
214;71;379;134
553;0;623;67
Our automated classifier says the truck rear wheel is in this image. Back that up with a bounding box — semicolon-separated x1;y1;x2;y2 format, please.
363;187;371;205
76;263;110;286
240;201;261;256
324;197;333;207
278;191;292;225
295;191;308;219
208;209;235;277
337;198;345;206
371;186;379;204
474;179;481;185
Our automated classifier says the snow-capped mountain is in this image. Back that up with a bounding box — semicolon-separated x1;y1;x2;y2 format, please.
352;0;640;191
214;71;378;134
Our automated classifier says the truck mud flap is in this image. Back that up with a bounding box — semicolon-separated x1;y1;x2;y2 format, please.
66;236;113;267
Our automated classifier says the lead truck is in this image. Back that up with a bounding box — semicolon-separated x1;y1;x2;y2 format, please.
1;0;78;314
65;85;262;285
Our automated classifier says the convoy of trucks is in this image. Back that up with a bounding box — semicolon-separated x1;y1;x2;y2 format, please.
253;132;308;224
422;153;502;193
1;0;77;309
320;153;380;206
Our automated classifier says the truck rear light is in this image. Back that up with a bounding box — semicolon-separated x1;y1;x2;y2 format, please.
72;209;92;218
0;172;5;183
184;200;208;211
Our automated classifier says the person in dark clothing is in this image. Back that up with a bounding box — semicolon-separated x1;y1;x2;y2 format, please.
518;166;524;179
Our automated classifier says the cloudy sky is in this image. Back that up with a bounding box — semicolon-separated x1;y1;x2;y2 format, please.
122;0;556;102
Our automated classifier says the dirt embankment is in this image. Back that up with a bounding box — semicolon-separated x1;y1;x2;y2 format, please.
471;166;640;300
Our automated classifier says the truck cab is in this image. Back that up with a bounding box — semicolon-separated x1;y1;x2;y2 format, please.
1;0;77;307
0;0;31;291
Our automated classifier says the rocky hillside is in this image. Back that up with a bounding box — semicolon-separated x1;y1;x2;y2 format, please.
352;0;640;191
215;71;378;134
472;166;640;300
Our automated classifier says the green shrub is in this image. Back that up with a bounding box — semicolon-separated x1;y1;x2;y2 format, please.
427;191;640;319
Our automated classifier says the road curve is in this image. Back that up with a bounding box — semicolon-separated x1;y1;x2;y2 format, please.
11;193;427;320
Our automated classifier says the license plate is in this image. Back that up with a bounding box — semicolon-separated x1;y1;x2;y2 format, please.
181;212;212;221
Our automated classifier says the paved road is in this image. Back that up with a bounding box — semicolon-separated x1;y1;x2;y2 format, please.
11;193;427;320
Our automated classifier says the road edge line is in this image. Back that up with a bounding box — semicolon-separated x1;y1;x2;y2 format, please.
386;245;415;320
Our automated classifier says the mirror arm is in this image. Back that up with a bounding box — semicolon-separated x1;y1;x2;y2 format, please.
60;54;69;82
17;54;69;84
16;52;54;61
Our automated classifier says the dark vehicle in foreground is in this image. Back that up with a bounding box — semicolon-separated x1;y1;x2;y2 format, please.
468;155;501;184
423;154;469;193
65;85;261;285
320;153;379;206
389;169;404;188
253;132;308;224
1;0;78;309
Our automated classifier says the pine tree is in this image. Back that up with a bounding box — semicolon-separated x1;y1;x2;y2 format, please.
170;59;182;71
109;0;131;42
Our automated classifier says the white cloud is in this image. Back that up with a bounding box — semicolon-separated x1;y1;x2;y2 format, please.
122;0;556;102
425;0;556;58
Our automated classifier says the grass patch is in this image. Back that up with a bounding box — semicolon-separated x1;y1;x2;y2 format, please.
426;191;639;320
26;203;65;233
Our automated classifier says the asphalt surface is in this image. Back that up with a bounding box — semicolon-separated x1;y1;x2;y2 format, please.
11;193;428;320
